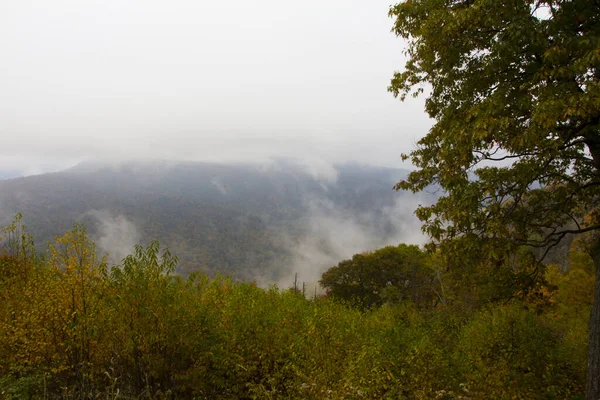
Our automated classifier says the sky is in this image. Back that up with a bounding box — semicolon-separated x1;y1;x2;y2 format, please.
0;0;432;176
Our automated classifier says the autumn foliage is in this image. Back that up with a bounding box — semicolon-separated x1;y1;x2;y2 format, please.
0;215;593;399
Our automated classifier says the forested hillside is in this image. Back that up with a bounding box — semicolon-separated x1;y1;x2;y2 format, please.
0;160;427;280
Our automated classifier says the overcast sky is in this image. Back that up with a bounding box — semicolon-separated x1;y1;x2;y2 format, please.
0;0;431;176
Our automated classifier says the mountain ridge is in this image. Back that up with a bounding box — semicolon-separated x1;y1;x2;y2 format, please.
0;159;428;281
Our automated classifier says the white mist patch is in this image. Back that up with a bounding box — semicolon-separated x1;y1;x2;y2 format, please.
298;158;338;185
210;177;228;195
88;210;140;265
258;157;338;186
271;195;428;292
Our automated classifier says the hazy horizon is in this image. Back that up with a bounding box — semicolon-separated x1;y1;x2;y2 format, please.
0;1;432;284
1;0;430;176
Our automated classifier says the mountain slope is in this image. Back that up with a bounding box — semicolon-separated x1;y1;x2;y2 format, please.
0;160;430;280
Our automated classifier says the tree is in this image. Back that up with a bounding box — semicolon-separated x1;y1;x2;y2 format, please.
388;0;600;398
47;224;108;391
107;240;180;391
320;244;436;309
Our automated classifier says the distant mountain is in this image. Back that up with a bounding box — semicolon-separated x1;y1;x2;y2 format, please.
0;159;434;281
0;170;22;180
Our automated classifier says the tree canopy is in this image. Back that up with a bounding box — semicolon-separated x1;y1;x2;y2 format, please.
320;244;436;309
388;0;600;397
0;217;590;397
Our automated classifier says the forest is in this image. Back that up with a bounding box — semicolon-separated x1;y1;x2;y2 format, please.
0;160;416;280
0;214;592;399
1;0;598;398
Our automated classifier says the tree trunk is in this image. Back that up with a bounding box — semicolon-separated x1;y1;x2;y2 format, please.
587;238;600;400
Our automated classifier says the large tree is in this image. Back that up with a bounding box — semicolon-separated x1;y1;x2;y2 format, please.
320;244;436;309
388;0;600;398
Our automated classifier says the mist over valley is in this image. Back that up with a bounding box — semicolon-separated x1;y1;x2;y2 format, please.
0;159;433;286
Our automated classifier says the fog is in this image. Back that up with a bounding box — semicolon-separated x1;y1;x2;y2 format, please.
0;0;431;175
88;210;140;265
0;156;433;288
0;1;436;287
257;192;432;292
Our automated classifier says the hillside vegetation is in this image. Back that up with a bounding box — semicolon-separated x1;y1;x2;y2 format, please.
0;215;592;399
0;160;421;280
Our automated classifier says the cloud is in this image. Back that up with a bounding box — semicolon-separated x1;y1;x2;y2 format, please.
0;0;431;175
87;210;140;265
210;177;228;195
298;158;339;185
264;193;430;294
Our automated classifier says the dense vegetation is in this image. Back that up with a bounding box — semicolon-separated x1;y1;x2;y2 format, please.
0;161;415;279
0;215;593;399
2;1;597;396
388;0;600;396
320;245;436;310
